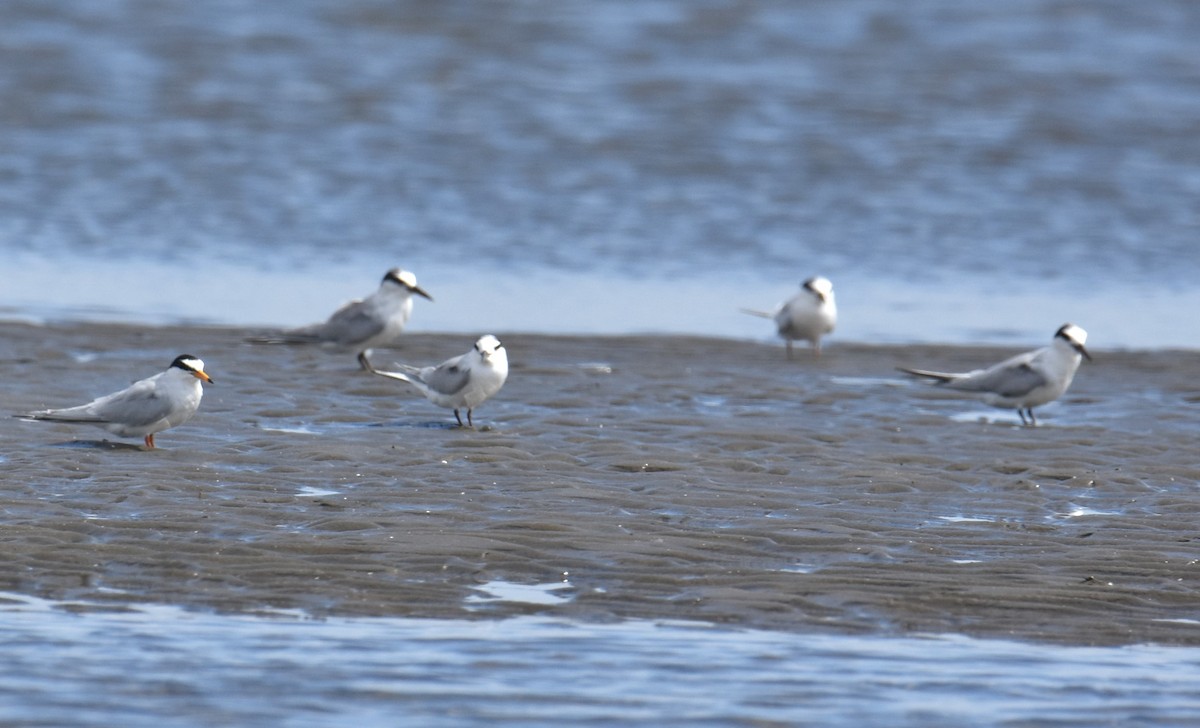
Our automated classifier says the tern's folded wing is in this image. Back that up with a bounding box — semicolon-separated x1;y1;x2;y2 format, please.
317;300;385;346
90;383;178;427
949;362;1047;398
422;359;472;395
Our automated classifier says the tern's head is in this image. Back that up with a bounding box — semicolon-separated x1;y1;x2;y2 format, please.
1054;324;1091;361
383;268;434;301
802;276;834;303
171;354;214;384
474;335;505;361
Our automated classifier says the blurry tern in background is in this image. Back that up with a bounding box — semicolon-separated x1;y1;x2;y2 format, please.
742;276;837;359
367;335;509;428
249;268;432;369
15;354;213;448
898;323;1091;426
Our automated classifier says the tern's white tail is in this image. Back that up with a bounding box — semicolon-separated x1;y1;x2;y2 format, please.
739;308;773;319
367;365;420;385
896;367;959;383
17;407;105;423
245;326;328;345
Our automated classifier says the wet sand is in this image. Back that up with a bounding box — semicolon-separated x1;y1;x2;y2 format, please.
2;320;1198;646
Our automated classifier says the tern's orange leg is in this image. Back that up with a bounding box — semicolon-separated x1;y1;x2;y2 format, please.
144;434;155;449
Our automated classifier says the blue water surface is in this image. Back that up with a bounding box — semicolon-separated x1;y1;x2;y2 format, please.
1;0;1198;347
2;593;1198;727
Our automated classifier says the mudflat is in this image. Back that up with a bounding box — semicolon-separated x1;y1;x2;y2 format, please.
2;321;1198;645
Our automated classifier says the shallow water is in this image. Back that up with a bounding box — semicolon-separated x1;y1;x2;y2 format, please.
1;0;1199;346
3;593;1199;728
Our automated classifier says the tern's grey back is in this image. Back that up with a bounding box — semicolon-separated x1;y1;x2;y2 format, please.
948;361;1048;399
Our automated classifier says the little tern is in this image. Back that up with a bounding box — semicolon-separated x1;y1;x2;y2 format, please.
368;335;509;428
898;323;1091;426
742;276;837;359
16;354;214;448
249;268;432;369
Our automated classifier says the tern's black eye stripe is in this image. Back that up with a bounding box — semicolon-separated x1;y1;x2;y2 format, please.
170;354;201;371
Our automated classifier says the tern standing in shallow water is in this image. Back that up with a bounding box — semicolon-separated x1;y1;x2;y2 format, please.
898;323;1091;426
368;335;509;428
742;276;837;359
16;355;213;448
249;268;432;369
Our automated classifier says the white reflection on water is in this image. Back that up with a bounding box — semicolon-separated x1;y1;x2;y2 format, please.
465;579;576;607
295;485;340;498
4;249;1200;350
0;592;1197;727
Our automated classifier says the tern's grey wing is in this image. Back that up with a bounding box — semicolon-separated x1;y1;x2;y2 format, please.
317;300;385;346
38;380;176;428
91;382;178;427
950;362;1048;398
419;357;472;396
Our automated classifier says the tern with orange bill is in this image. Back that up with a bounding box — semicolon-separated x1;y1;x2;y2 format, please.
16;355;214;448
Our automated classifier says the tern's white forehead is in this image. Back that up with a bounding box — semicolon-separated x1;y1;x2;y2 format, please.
805;276;834;295
384;268;419;288
172;355;205;372
1058;324;1087;345
475;334;502;353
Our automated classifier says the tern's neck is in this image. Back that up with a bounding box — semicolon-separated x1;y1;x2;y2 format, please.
168;370;203;389
376;288;414;310
1051;339;1081;362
